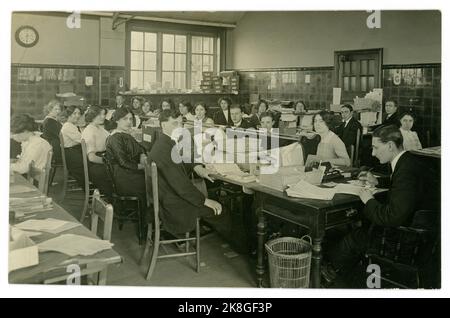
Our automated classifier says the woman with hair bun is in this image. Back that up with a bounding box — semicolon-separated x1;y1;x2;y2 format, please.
10;114;52;175
105;107;148;222
41;99;63;165
81;106;112;196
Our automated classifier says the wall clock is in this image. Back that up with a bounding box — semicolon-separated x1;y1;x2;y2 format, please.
15;25;39;48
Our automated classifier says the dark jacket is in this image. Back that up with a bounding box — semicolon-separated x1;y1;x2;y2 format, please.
41;117;62;164
232;117;257;129
213;109;233;126
363;151;427;227
335;117;363;155
148;133;209;234
382;111;400;127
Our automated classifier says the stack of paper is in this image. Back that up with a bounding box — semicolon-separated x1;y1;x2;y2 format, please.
286;180;336;200
15;218;81;234
10;184;35;194
9;196;53;214
207;163;247;176
38;234;114;257
9;228;39;272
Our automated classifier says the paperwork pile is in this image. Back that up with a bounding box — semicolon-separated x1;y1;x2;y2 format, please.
38;234;114;257
9;227;39;272
10;195;53;214
286;180;336;200
15;218;81;235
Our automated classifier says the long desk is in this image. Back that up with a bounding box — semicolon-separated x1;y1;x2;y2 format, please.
9;174;122;284
248;183;363;288
210;173;365;288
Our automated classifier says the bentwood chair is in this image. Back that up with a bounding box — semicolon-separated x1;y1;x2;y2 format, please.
58;132;84;202
43;189;114;285
28;150;53;196
79;139;95;222
140;159;201;281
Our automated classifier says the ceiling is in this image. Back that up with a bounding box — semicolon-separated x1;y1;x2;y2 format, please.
119;11;246;26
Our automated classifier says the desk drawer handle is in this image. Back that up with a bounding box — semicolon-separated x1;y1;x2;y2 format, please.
346;208;357;217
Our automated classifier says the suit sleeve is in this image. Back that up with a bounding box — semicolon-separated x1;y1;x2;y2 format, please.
107;136;139;171
153;148;206;208
363;163;418;227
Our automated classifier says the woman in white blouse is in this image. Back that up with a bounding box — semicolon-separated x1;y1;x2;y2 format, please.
10;114;52;175
399;112;422;151
61;106;85;187
81;106;112;196
306;111;351;167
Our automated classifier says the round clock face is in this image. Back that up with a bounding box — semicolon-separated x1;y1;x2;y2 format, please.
15;26;39;48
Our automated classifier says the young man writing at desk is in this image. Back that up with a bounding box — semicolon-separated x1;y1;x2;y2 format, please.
148;109;222;235
323;125;428;285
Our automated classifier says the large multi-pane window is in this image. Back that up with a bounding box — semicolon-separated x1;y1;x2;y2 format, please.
129;29;220;91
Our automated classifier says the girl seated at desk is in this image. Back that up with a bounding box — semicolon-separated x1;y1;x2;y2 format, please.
81;106;113;196
10;114;52;175
305;111;350;167
194;102;214;126
60;106;85;187
399;111;422;151
105;107;148;218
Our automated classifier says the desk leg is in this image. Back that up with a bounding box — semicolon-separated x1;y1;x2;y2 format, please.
311;236;323;288
256;209;266;288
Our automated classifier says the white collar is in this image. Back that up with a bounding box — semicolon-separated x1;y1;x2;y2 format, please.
391;150;406;173
344;117;352;126
234;120;242;127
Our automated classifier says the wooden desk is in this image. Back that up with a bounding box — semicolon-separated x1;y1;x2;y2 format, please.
9;174;122;284
247;183;364;288
410;146;441;159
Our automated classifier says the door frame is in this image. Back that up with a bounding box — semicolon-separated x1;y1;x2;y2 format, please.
333;48;383;89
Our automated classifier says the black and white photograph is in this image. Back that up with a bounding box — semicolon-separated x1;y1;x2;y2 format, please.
2;1;447;299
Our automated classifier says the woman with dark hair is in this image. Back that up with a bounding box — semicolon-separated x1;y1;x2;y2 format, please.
294;100;307;113
399;111;422;151
213;97;233;126
60;106;85;187
81;106;112;196
193;102;214;125
10;114;52;174
179;100;195;121
105;107;148;219
306;111;350;167
41;99;63;165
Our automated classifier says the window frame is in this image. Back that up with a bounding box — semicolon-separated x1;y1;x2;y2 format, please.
126;20;225;91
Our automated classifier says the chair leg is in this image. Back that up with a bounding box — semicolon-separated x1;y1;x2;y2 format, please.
80;188;89;222
97;268;108;285
60;167;68;202
146;224;160;280
140;223;153;265
196;218;201;273
185;232;190;253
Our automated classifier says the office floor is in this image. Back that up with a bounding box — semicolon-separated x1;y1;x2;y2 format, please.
48;171;257;288
47;170;380;289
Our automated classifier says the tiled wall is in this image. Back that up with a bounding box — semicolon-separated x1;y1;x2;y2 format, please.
11;65;125;119
382;64;441;146
236;68;333;109
236;64;441;146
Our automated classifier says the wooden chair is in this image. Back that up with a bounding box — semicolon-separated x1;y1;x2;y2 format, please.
140;159;200;281
79;139;94;222
58;132;83;202
366;210;439;288
44;189;114;285
28;150;53;196
102;153;145;245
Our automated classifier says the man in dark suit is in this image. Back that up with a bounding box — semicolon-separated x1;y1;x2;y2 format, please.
335;104;362;156
148;109;222;235
213;97;233;126
324;125;427;281
382;100;400;127
229;104;258;129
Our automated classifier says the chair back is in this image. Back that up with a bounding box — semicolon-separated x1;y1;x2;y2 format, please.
91;189;114;241
143;158;160;226
101;153;118;194
80;139;91;194
59;132;68;173
28;150;53;195
353;127;362;167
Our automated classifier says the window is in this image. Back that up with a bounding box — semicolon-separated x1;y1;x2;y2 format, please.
128;28;220;91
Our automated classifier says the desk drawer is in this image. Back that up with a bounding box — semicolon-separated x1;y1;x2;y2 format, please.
325;206;360;227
